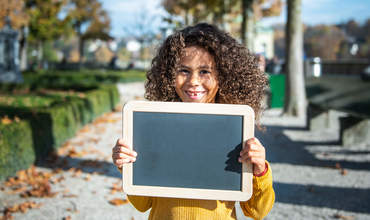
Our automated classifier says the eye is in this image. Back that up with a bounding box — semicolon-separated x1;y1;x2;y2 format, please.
179;69;190;75
200;70;211;74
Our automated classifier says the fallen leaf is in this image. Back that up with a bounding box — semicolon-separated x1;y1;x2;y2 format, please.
0;211;14;220
79;126;90;133
63;216;72;220
1;116;12;125
4;166;57;198
63;194;78;198
340;169;348;176
14;117;20;122
66;208;79;213
3;201;43;215
335;163;341;169
84;174;91;181
333;213;354;220
110;181;123;194
72;169;82;178
109;198;128;206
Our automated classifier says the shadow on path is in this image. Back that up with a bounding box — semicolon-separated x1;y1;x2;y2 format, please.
258;125;370;171
257;125;370;214
274;182;370;214
37;155;121;178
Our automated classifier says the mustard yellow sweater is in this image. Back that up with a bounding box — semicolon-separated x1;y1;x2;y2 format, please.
126;162;275;220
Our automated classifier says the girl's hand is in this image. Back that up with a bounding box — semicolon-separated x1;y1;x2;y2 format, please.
238;137;266;176
112;139;137;169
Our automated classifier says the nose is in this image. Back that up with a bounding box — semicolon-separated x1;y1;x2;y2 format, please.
189;73;200;86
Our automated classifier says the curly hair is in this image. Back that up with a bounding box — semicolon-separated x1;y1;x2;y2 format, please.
145;23;268;121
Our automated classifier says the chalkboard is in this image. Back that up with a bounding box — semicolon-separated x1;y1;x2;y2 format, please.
122;101;254;201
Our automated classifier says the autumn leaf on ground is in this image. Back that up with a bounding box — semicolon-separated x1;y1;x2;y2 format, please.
63;194;78;198
66;208;79;213
0;211;13;220
1;115;12;125
3;201;43;215
84;174;91;181
66;147;88;158
14;117;20;122
70;168;82;178
333;213;354;220
92;112;120;124
109;198;128;206
335;163;341;169
4;166;57;198
110;181;123;194
79;126;90;133
87;137;100;144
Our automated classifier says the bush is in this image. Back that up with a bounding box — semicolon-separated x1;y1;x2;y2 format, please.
0;120;35;181
0;70;122;179
22;69;146;86
0;84;119;163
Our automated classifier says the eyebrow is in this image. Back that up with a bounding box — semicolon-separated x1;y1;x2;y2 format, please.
179;65;212;70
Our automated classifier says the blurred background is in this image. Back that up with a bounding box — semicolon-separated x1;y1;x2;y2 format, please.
0;0;369;72
0;0;369;219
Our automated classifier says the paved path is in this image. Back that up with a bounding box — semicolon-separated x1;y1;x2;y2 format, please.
1;82;369;220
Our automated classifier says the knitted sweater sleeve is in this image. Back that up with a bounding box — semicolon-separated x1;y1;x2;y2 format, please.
240;161;275;220
127;195;153;212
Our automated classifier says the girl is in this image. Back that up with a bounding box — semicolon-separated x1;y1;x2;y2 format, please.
112;23;275;220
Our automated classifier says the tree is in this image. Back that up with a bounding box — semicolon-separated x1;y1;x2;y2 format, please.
66;0;112;63
304;25;345;59
0;0;29;70
0;0;28;29
122;8;159;62
240;0;254;45
284;0;306;117
162;0;239;28
240;0;282;47
26;0;68;67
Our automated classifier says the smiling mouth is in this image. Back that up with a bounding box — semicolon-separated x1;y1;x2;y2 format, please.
185;91;206;99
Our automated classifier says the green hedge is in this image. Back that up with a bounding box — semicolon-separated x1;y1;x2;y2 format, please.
0;84;119;180
22;70;146;86
0;120;35;181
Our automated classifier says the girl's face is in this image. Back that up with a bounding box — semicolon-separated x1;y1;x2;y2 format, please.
175;46;219;103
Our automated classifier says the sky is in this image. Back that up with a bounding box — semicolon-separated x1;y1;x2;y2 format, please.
101;0;370;38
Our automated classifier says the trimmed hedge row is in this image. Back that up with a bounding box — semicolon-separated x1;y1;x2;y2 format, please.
0;120;35;180
23;70;146;86
0;84;119;180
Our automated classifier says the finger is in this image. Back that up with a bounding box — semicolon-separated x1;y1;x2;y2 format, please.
245;137;264;149
240;144;261;157
114;157;136;166
239;155;264;164
116;139;130;148
119;147;137;157
239;151;264;163
112;152;136;161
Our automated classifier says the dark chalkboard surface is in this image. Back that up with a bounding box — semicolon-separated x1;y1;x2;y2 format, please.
122;101;254;201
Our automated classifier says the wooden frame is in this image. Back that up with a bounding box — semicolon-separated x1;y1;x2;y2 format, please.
122;101;254;201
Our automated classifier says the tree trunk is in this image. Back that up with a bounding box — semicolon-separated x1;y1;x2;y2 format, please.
79;37;84;64
76;22;83;68
241;0;254;47
284;0;306;118
184;8;189;26
19;26;28;71
37;41;43;69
